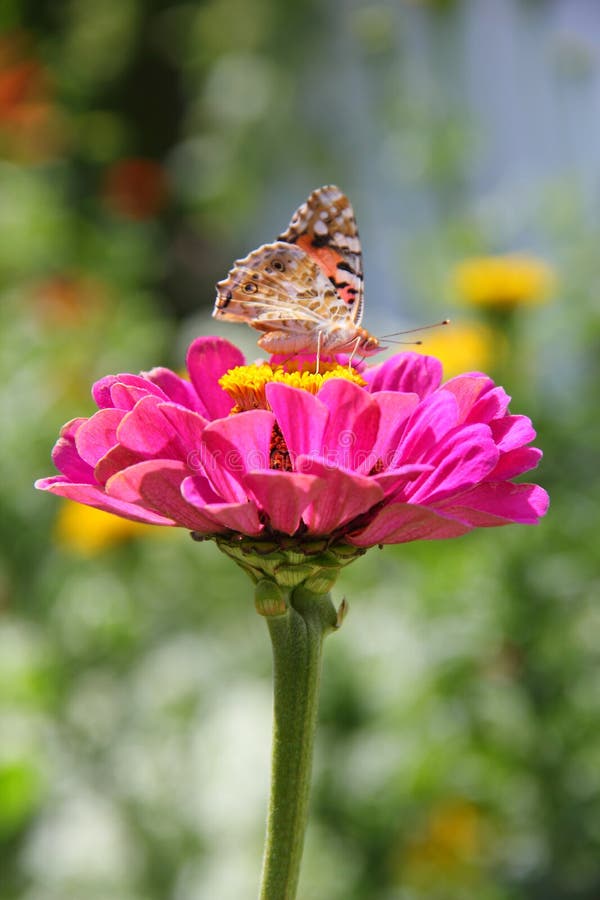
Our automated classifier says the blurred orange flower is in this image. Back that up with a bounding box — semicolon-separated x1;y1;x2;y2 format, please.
103;157;168;220
0;32;65;161
453;254;556;310
29;273;108;328
54;501;154;555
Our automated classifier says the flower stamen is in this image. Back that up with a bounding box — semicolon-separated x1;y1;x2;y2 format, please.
219;362;366;412
270;423;293;472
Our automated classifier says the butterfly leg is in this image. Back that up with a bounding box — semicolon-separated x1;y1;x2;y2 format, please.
316;331;322;375
347;336;361;371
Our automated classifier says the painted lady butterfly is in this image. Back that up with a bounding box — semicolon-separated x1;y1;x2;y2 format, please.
213;185;382;360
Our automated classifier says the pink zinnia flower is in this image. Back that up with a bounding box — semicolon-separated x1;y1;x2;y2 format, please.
35;336;548;548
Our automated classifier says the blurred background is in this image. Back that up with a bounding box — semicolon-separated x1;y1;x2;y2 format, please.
1;0;599;898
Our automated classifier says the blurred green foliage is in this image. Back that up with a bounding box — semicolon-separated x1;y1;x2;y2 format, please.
1;1;600;898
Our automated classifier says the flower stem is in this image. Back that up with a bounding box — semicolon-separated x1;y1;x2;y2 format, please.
258;585;338;900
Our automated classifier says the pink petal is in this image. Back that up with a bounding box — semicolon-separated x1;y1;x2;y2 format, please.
200;501;263;535
265;383;328;462
317;379;380;473
371;392;420;467
243;471;321;534
116;397;207;460
487;446;543;481
433;482;550;525
91;375;120;409
158;403;209;459
490;415;536;452
106;460;219;530
51;417;95;483
467;384;511;424
75;408;126;467
182;476;262;534
365;352;442;397
347;502;472;546
408;423;499;504
110;380;168;411
34;478;175;525
373;464;434;496
295;456;383;533
441;375;491;423
94;445;143;485
180;473;225;506
92;374;166;410
200;409;275;501
116;396;179;457
394;391;459;464
186;337;245;419
145;367;204;412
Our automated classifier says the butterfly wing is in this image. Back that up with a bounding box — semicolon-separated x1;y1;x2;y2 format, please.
278;184;364;325
213;242;354;353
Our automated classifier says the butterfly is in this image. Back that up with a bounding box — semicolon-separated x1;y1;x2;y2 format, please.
213;185;382;361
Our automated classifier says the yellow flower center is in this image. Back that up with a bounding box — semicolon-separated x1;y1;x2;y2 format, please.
219;361;366;412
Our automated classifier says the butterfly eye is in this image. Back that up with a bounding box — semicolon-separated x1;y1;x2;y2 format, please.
272;260;285;272
243;282;258;293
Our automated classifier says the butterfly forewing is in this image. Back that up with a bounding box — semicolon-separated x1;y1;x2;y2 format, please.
215;242;350;326
278;185;364;325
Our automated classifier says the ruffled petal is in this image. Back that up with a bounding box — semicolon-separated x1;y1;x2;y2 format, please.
94;445;143;485
200;409;275;501
92;374;166;410
407;423;499;504
440;374;491;423
317;379;380;473
467;384;511;424
370;391;420;468
110;379;169;411
116;396;207;460
266;383;328;462
487;446;543;481
489;415;536;453
372;464;434;496
365;352;442;397
243;471;321;534
106;460;219;530
433;482;549;526
182;476;262;534
75;408;125;467
348;501;472;546
33;478;175;525
51;417;96;483
186;337;245;419
394;390;459;464
295;456;383;533
145;367;204;413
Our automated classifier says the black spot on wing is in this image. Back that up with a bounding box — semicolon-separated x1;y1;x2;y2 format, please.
328;278;350;291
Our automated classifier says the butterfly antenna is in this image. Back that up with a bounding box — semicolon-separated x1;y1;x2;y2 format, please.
379;319;450;340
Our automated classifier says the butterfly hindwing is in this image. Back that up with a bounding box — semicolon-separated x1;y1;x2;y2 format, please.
278;184;364;324
214;242;351;328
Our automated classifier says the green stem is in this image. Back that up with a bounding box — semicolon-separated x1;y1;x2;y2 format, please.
258;585;338;900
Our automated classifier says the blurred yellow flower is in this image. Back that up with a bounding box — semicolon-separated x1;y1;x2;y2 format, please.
404;799;482;873
54;501;154;555
453;254;556;309
416;321;499;379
